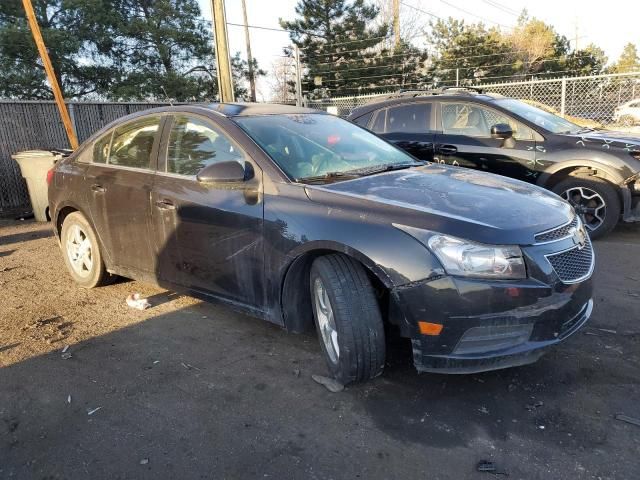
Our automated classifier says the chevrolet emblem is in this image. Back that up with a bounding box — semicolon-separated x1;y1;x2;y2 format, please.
570;227;587;249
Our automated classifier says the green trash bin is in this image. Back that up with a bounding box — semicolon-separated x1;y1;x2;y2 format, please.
12;150;62;222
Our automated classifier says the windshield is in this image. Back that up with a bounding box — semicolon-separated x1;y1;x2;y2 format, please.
235;113;419;181
494;98;582;134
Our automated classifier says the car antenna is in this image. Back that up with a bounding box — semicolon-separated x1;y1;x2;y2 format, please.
161;86;174;106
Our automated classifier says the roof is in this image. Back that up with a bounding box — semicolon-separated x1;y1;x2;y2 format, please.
203;102;323;117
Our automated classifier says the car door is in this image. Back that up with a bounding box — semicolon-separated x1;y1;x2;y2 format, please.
371;103;436;161
84;115;162;276
435;101;538;182
151;113;265;309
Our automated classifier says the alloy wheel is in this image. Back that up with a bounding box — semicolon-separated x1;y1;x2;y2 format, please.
313;277;339;364
66;224;93;278
561;186;606;232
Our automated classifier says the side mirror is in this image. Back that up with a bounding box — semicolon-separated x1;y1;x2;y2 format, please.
196;160;251;183
491;123;513;140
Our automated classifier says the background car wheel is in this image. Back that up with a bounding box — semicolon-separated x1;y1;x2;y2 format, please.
552;177;620;239
619;115;635;127
310;254;385;385
61;212;111;288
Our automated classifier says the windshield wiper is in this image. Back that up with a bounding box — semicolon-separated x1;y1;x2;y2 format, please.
347;162;422;177
296;170;361;184
297;162;421;184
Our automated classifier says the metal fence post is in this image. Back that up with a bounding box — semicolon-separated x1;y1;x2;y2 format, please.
294;45;303;107
560;77;567;117
67;102;78;145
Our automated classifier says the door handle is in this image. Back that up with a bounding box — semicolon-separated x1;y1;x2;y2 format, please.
91;184;106;193
155;199;176;210
437;145;458;155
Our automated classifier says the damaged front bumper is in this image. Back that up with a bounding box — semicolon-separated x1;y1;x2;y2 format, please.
390;275;593;374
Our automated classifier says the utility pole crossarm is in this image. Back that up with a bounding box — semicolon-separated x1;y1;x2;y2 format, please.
22;0;78;149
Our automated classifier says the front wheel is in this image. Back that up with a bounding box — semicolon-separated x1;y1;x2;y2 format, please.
552;177;621;239
60;212;111;288
310;255;385;385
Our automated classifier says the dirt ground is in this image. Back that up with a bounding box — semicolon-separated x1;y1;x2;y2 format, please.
1;218;639;480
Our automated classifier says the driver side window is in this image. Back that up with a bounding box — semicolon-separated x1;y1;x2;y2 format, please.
441;103;533;140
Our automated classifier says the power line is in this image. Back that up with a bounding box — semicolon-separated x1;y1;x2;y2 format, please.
225;21;394;48
306;55;601;86
399;1;443;20
437;0;514;29
481;0;520;17
226;21;289;34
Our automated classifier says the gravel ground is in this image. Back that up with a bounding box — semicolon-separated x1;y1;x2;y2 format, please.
1;218;639;479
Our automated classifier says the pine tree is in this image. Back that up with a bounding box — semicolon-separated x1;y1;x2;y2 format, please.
613;43;640;74
280;0;392;98
0;0;263;101
427;18;514;85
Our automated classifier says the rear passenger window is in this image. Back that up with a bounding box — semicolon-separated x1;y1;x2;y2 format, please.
352;111;373;128
166;116;243;176
109;116;160;169
371;109;386;133
92;131;112;164
386;104;432;133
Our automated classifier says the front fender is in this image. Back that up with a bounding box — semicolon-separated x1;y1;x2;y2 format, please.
536;151;634;188
267;190;443;289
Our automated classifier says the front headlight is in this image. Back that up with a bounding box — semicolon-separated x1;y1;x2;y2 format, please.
395;225;526;279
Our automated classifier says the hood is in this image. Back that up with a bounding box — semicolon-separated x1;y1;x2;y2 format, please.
304;165;573;245
568;129;640;148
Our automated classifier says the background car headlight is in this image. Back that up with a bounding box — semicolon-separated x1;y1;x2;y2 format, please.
395;225;526;279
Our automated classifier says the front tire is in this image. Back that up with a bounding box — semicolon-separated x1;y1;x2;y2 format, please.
60;212;110;288
552;176;621;239
310;255;385;385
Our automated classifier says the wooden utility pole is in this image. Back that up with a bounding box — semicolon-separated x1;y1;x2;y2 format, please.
241;0;256;102
211;0;235;102
393;0;400;48
21;0;78;149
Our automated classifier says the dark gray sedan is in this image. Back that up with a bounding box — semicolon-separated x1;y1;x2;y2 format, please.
48;103;594;384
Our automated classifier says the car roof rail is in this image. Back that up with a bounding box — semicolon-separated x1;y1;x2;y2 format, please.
440;86;484;94
368;86;484;103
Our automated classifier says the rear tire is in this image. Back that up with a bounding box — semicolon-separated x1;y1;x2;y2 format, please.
310;254;385;385
552;176;620;239
61;212;111;288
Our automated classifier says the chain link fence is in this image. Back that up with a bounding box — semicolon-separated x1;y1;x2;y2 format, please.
2;73;639;213
479;72;640;127
307;72;640;128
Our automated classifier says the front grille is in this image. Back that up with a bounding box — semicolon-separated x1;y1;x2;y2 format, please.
535;216;579;243
545;236;594;283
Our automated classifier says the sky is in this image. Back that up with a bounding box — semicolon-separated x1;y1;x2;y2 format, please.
198;0;640;100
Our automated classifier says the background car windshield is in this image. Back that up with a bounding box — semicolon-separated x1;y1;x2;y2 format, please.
495;98;582;134
236;114;417;180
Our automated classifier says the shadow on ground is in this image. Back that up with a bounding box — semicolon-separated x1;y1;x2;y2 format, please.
1;222;638;479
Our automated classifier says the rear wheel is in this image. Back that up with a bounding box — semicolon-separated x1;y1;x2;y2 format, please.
61;212;111;288
552;177;620;239
310;254;385;385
